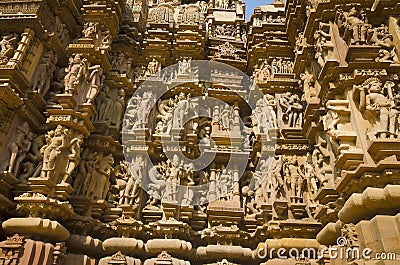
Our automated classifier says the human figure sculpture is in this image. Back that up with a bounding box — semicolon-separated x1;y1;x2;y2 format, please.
87;154;114;200
339;7;371;45
18;134;46;182
73;148;90;195
145;58;161;76
55;17;68;43
32;50;58;98
111;89;125;128
220;105;233;130
283;156;305;202
357;78;398;138
279;92;304;128
85;65;103;104
135;92;155;129
64;54;87;94
40;125;70;181
173;92;190;129
300;71;317;100
262;156;284;202
146;165;167;208
2;122;30;174
96;85;114;123
0;33;18;65
121;156;144;205
83;22;97;39
63;134;84;183
13;132;34;177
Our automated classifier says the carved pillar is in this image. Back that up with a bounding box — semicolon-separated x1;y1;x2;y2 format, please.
9;28;35;67
209;167;217;202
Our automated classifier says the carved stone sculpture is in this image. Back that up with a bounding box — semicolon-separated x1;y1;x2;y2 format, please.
0;33;18;65
64;54;88;94
32;50;58;97
356;77;398;138
336;8;371;45
2;122;32;176
278;92;304;128
85;65;104;104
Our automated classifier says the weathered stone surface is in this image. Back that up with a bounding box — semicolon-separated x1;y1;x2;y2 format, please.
0;0;399;264
2;218;70;242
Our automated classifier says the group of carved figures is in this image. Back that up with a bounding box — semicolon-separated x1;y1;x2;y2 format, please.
155;92;197;134
213;0;234;10
73;149;114;200
335;8;399;61
124;92;156;131
253;15;285;27
145;155;197;206
253;58;294;82
245;154;323;217
94;85;125;128
64;54;104;104
278;92;304;128
1;123;85;185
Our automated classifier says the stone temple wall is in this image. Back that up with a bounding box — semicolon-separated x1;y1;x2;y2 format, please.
0;0;399;264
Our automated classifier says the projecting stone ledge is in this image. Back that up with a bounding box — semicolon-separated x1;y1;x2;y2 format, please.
2;218;70;242
338;185;400;224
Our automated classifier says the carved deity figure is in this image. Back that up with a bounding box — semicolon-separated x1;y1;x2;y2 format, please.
216;168;232;200
55;17;69;43
252;96;277;134
2;122;32;176
83;23;98;39
64;134;84;183
19;134;46;182
85;65;104;104
300;71;317;100
283;156;305;202
173;92;190;129
279;92;304;128
64;54;88;94
32;50;58;98
337;8;371;45
0;33;18;65
357;78;398;138
86;154;114;200
40;125;70;181
120;156;144;205
95;85;114;123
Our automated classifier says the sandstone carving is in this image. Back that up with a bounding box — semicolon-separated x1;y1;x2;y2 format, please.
0;1;399;265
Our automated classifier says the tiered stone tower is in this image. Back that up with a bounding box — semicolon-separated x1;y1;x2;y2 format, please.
0;0;399;264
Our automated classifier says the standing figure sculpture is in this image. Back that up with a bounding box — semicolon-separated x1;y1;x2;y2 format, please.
337;8;371;45
32;50;58;98
120;156;144;205
173;92;190;129
85;65;104;104
40;126;70;181
357;78;398;139
64;54;87;94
